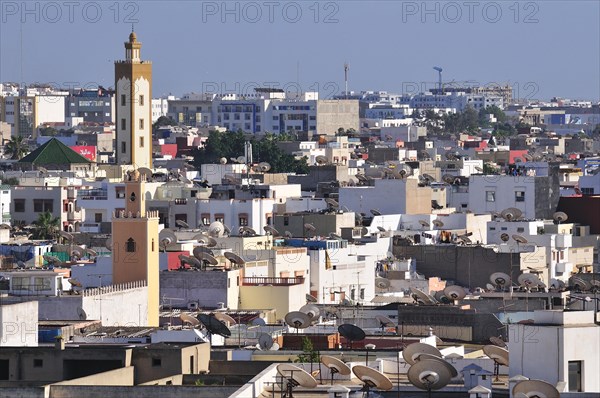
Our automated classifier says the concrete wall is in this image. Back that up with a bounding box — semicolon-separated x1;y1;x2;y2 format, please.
160;269;240;310
316;100;359;136
239;283;307;322
48;386;240;398
51;366;134;386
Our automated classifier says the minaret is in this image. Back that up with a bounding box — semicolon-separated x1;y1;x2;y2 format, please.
115;30;152;169
111;169;159;326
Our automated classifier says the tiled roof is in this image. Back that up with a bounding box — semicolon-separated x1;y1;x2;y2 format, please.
19;138;92;165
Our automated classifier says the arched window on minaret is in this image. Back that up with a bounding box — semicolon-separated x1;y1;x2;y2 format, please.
151;238;155;252
126;238;136;252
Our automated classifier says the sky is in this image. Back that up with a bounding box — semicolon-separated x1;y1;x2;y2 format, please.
1;0;599;101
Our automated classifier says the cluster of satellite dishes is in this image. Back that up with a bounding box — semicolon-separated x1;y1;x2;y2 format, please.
403;343;458;397
487;272;547;293
251;162;272;173
408;286;467;306
284;304;321;332
177;312;234;343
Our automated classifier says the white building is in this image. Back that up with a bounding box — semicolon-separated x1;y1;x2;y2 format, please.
151;97;172;122
508;310;600;393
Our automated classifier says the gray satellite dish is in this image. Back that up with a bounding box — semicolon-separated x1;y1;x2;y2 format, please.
77;307;87;321
304;223;316;232
419;220;430;228
377;226;386;232
513;380;560;398
370;209;382;216
501;207;523;221
500;233;510;242
85;248;97;257
224;252;245;267
299;304;320;321
518;273;540;289
263;225;280;236
258;162;271;172
410;287;437;305
513;234;528;244
305;294;317;303
59;230;74;241
553;211;568;224
251;317;266;326
375;315;395;335
257;332;273;350
432;220;444;228
175;220;190;229
206;237;218;247
284;230;293;238
549;278;565;291
443;285;466;301
570;276;590;291
285;311;311;329
353;365;394;393
375;277;391;291
325;198;339;208
407;359;452;391
195;251;219;267
490;336;506;348
329;233;343;240
402;343;442;365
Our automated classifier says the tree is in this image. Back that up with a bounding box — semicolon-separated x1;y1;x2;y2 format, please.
31;211;60;240
295;336;320;363
153;116;177;131
3;135;29;160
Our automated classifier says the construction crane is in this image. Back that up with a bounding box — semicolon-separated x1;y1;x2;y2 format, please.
433;66;443;93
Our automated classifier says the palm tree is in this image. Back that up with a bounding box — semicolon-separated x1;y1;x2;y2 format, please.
31;211;60;240
4;135;29;160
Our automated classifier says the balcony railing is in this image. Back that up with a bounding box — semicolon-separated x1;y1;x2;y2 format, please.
242;277;305;286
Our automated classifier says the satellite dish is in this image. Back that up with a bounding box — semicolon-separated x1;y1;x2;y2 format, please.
549;278;566;291
432;220;444;228
305;294;317;303
490;272;511;288
159;229;177;251
237;156;247;164
500;233;510;242
194;251;219;267
329;233;343;240
422;173;435;183
214;312;237;326
338;324;366;346
58;231;74;242
239;226;257;237
175;220;190;229
415;354;458;377
178;254;203;269
325;198;339;208
489;336;507;348
285;311;312;329
375;315;395;335
518;273;540;289
206;237;218;247
377;226;386;233
284;230;293;238
299;304;320;321
370;209;382;216
419;220;430;228
513;380;560;398
442;174;455;184
277;364;318;396
513;234;528;244
315;155;329;165
474;166;484;172
407;359;452;391
251;317;266;326
257;332;273;350
263;225;280;236
68;278;82;288
105;237;112;251
258;162;271;172
219;157;227;164
76;307;87;320
224;252;245;267
180;313;200;327
570;276;590;291
208;221;225;237
501;207;523;221
553;211;568;224
483;345;509;366
402;343;442;365
353;365;394;392
443;285;466;301
410;287;437;305
375;277;391;290
85;248;97;257
304;223;316;232
321;355;351;384
197;313;231;337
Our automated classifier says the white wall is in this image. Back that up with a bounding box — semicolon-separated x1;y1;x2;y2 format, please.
0;302;38;347
468;175;536;219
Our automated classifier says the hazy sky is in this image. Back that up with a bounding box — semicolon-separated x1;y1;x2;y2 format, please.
1;1;599;101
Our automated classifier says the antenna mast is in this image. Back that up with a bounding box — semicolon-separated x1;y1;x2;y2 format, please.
344;62;349;99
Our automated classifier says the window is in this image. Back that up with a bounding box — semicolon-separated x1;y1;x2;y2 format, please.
517;227;524;233
215;214;224;223
139;118;144;129
568;361;582;392
33;199;53;213
201;214;210;226
121;142;126;154
33;359;43;368
360;288;365;300
139;137;144;148
121;95;126;106
581;187;594;195
126;238;136;253
152;358;162;367
14;199;25;212
283;216;289;226
239;216;248;227
95;213;102;223
486;191;496;202
139;95;144;106
121;118;126;130
515;191;525;202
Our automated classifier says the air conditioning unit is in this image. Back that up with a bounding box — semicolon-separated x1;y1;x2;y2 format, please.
187;301;199;311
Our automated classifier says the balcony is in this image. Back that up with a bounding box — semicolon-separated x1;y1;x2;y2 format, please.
78;189;108;200
67;209;82;221
242;277;305;286
174;198;188;205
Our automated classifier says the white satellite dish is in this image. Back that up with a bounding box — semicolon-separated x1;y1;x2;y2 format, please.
159;229;177;251
518;273;540;289
321;355;351;385
208;221;225;237
315;155;329;165
277;364;317;396
513;380;560;398
299;304;320;321
407;359;453;391
402;343;442;365
263;225;280;236
284;311;311;329
180;313;200;327
443;285;466;301
175;219;190;229
410;287;437;305
305;294;317;303
490;272;511;289
553;211;568;224
352;365;394;393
